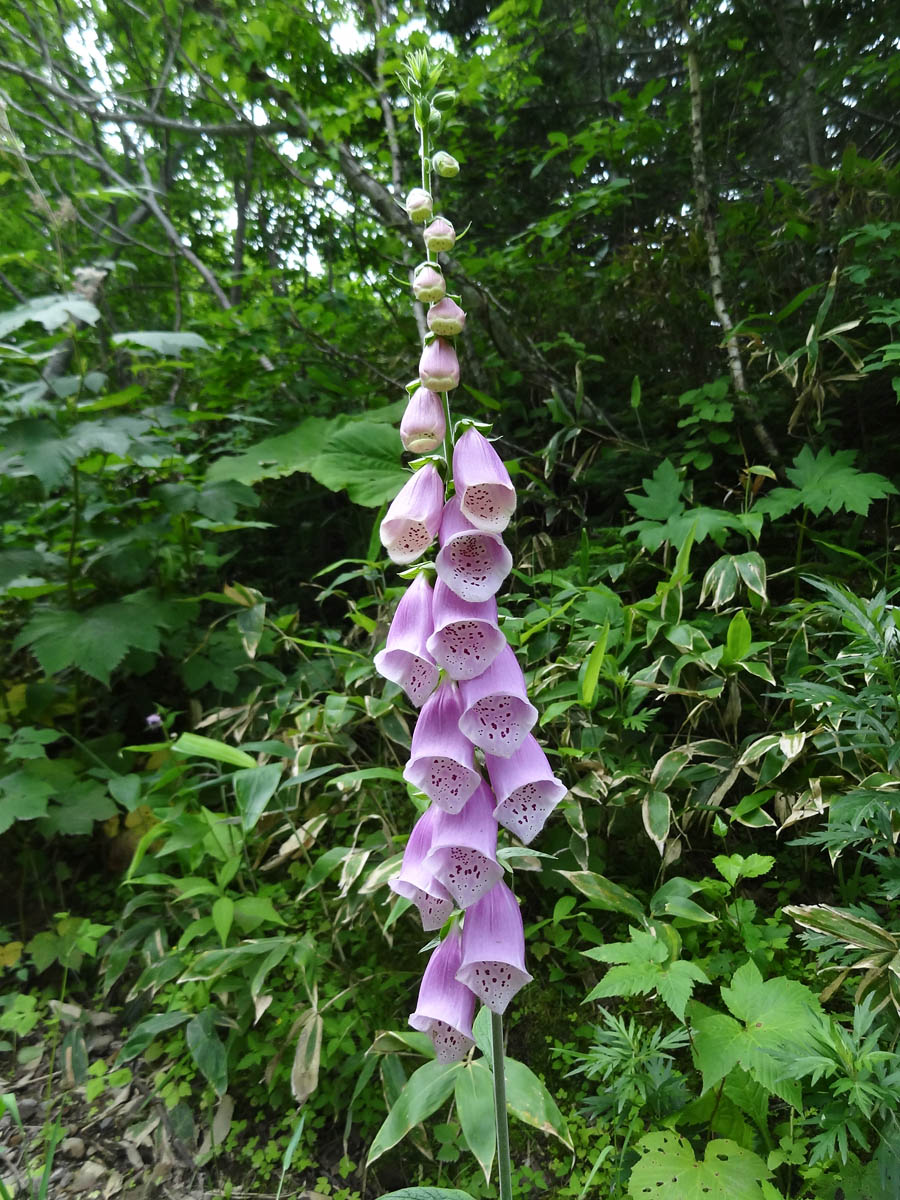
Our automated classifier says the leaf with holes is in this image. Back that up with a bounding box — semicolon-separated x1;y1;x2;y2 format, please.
628;1132;774;1200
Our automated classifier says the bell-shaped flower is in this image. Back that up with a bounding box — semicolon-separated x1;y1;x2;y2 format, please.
380;463;444;565
425;782;503;909
419;337;460;392
485;734;567;844
426;578;505;682
427;297;466;338
424;216;456;254
409;928;476;1064
405;187;433;223
435;496;513;604
456;881;533;1014
432;150;460;178
404;679;481;813
458;643;537;758
400;387;445;454
373;572;439;707
413;264;446;303
389;805;455;931
453;428;516;533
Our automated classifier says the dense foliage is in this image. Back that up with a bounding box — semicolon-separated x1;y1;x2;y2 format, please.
1;1;899;1197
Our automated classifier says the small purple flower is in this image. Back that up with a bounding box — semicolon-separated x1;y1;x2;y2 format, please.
389;805;456;931
456;881;533;1014
380;463;445;565
419;337;460;392
400;387;446;454
373;572;440;707
424;216;456;254
405;187;433;223
426;297;466;338
425;782;503;909
426;578;505;681
452;428;516;533
485;735;567;844
435;496;513;604
404;679;481;813
458;643;538;758
413;264;446;303
145;713;163;730
409;927;476;1064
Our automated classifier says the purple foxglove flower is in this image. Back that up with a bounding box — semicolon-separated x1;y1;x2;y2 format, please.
486;734;567;844
456;881;533;1014
400;387;446;454
435;496;513;604
426;578;505;682
404;679;481;813
424;216;456;254
405;187;433;223
432;150;460;178
426;297;466;338
380;463;444;565
373;572;439;707
389;805;456;931
409;928;476;1064
453;428;516;534
413;264;446;303
425;782;503;908
458;643;537;758
419;337;460;392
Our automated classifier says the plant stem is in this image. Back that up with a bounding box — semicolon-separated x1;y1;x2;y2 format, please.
491;1010;513;1200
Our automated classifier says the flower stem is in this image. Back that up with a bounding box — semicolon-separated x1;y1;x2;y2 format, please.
491;1010;513;1200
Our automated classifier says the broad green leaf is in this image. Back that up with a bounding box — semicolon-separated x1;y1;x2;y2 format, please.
233;764;283;831
627;458;685;520
212;897;234;948
755;446;896;519
713;854;775;888
455;1059;495;1183
112;330;210;355
557;871;644;921
504;1058;572;1150
0;293;100;336
171;733;256;770
783;904;898;952
723;611;752;664
628;1132;774;1200
291;1011;323;1105
0;771;54;834
206;416;343;485
367;1059;462;1163
642;790;670;855
186;1009;228;1096
309;422;406;507
117;1012;191;1062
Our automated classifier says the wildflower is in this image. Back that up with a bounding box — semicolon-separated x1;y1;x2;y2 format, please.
426;578;505;681
426;297;466;338
432;151;460;178
435;496;513;604
405;187;433;223
425;782;503;908
424;216;456;254
400;387;446;454
373;572;440;706
452;428;516;533
456;881;532;1014
419;337;460;392
485;735;567;844
380;463;445;564
413;264;446;303
409;927;476;1063
458;643;537;758
389;805;456;931
404;679;481;813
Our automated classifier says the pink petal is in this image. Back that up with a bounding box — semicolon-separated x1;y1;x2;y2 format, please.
458;644;537;758
453;428;516;533
404;680;481;813
436;496;513;603
486;735;567;844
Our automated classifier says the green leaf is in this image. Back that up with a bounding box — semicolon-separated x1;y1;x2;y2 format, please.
206;416;340;485
581;622;609;707
627;459;685;521
212;897;234;947
367;1060;462;1163
171;733;256;770
455;1059;495;1184
309;422;406;507
628;1133;774;1200
557;871;645;921
713;854;775;889
504;1058;573;1150
186;1008;228;1096
0;771;54;834
117;1012;191;1062
783;904;898;952
0;293;100;336
756;446;896;519
13;599;164;685
111;330;210;355
291;1011;323;1105
233;764;283;831
723;611;752;664
377;1191;475;1200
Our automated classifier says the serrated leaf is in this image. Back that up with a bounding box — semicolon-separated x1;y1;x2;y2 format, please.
756;446;896;519
13;599;164;684
628;1132;773;1200
627;458;685;520
309;422;407;507
713;854;775;888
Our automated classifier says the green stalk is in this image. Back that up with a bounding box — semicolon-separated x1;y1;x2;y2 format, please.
491;1011;513;1200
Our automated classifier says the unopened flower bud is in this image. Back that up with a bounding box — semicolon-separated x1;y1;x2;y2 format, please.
413;264;446;303
427;297;466;337
432;151;460;178
419;337;460;392
405;188;433;223
424;217;456;254
401;387;446;453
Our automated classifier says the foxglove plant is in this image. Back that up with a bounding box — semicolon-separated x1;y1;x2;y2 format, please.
371;49;566;1199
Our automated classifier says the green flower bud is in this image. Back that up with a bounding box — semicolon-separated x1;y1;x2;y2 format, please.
432;151;460;179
